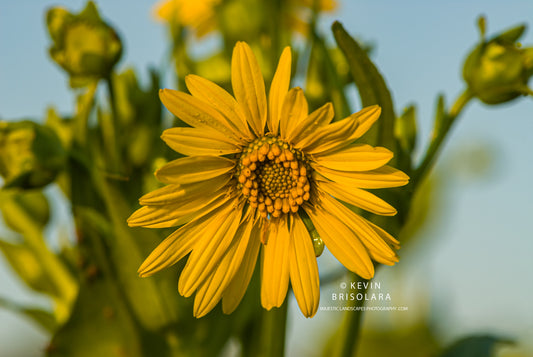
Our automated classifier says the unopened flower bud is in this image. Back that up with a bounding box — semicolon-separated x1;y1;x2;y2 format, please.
0;121;66;189
1;191;50;232
46;1;122;87
463;17;533;105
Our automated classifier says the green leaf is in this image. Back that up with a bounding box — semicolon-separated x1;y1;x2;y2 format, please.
47;270;146;357
396;105;418;156
89;174;180;331
494;24;526;44
439;335;513;357
0;240;59;297
0;192;77;314
0;296;57;333
332;21;396;149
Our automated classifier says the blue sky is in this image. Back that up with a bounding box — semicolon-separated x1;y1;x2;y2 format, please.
1;0;533;355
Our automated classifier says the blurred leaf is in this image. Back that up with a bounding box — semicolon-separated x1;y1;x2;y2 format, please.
47;270;145;357
398;170;441;246
352;322;440;357
0;296;57;333
0;240;59;298
494;25;526;44
91;175;179;331
439;335;513;357
332;21;396;149
0;190;77;322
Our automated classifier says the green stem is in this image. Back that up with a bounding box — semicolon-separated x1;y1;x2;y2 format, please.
337;274;367;357
411;89;474;187
73;82;97;146
102;75;122;175
171;26;194;91
259;303;288;357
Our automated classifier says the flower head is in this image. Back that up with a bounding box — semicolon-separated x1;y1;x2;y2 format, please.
153;0;220;38
153;0;337;39
128;42;409;318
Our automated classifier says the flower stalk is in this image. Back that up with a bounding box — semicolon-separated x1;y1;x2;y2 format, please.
412;89;474;188
259;303;288;357
336;274;367;357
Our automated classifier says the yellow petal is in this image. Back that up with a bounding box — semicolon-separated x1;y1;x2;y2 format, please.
289;102;334;145
137;221;201;277
317;180;396;216
349;105;382;142
193;210;256;318
268;46;292;135
304;201;374;279
185;74;254;142
155;156;235;185
222;221;262;314
178;202;243;297
317;193;397;261
161;127;242;156
367;220;400;250
136;194;236;277
127;188;229;228
289;215;320;318
139;174;231;206
159;88;241;144
313;144;393;172
295;105;381;154
232;42;267;136
261;216;290;309
314;165;410;189
279;88;308;141
294;112;360;153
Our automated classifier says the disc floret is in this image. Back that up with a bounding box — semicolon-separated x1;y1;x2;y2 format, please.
236;135;311;218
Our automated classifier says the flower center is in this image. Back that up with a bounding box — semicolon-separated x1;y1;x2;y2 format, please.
236;135;311;218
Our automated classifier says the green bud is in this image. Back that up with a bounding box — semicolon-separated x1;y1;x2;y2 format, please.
1;190;50;232
463;17;533;105
0;121;66;189
46;1;122;88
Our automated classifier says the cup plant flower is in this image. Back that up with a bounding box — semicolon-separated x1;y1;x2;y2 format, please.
128;42;409;318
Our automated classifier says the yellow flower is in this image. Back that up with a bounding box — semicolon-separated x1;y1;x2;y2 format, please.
153;0;221;38
152;0;337;38
128;42;408;318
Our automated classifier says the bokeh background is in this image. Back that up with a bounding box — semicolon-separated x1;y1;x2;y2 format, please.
1;0;532;356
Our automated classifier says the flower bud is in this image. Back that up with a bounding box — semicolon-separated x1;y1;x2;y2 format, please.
0;121;66;189
46;1;122;88
0;190;50;232
463;17;533;105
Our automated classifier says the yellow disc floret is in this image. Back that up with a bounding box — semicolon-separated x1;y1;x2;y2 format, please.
236;136;311;218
